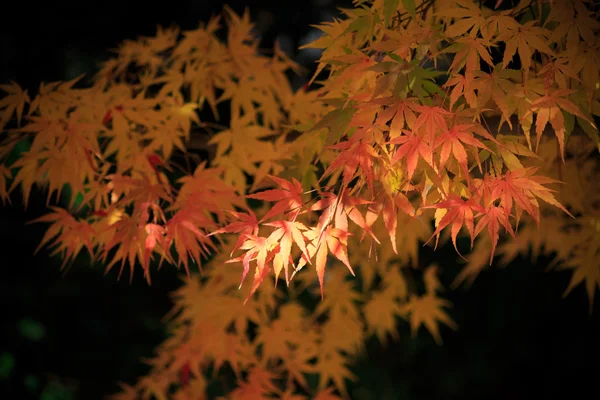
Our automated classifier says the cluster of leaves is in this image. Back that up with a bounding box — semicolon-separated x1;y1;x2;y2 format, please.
0;8;307;282
1;0;600;398
114;236;450;399
462;137;600;312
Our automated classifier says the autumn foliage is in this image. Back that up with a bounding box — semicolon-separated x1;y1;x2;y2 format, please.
1;0;599;398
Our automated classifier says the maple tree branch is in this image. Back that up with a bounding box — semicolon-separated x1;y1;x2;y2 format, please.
1;5;598;395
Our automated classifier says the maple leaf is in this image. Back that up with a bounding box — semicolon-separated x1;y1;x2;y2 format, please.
485;9;520;41
388;129;434;181
228;366;279;400
547;0;600;58
281;344;319;391
209;115;278;192
295;226;354;299
434;123;491;177
318;54;375;95
98;214;147;282
413;105;451;141
562;245;600;314
403;265;456;345
8;150;44;209
559;216;600;314
309;269;363;324
321;137;379;194
487;168;573;225
315;351;356;398
256;304;319;389
310;190;379;244
0;81;30;130
209;209;260;256
227;233;276;302
436;0;487;39
264;219;311;286
320;304;364;359
246;175;304;222
363;287;403;343
203;332;251;378
174;161;242;219
251;136;292;192
442;37;495;74
524;88;595;159
373;96;419;138
474;205;515;264
424;195;486;254
29;207;96;270
165;207;218;277
107;173;172;208
404;292;457;345
443;73;478;110
472;67;520;128
364;191;414;254
497;20;553;73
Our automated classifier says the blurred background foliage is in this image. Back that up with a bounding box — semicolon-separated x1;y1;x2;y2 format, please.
0;0;599;399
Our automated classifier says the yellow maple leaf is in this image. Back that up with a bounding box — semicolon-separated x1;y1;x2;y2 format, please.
404;293;457;345
315;351;356;398
363;287;403;343
0;81;30;130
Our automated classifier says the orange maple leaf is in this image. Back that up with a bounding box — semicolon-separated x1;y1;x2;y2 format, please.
434;123;491;177
487;167;573;225
295;226;354;299
497;20;553;73
310;190;379;244
246;175;304;222
165;208;218;277
405;293;457;345
424;195;486;254
208;209;260;256
524;88;594;159
29;207;96;270
321;137;379;194
474;205;515;264
265;219;311;285
227;233;276;302
388;130;434;180
0;81;30;130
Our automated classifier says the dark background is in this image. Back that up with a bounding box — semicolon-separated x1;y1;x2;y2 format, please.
1;1;599;399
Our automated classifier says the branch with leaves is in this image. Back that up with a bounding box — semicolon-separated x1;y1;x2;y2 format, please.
1;0;599;398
